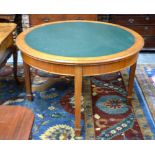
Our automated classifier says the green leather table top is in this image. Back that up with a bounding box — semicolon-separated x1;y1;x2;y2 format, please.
25;22;135;58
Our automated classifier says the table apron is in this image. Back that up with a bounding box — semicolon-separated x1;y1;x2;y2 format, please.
22;53;138;76
0;34;14;54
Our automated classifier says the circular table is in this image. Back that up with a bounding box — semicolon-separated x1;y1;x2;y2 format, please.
16;21;144;137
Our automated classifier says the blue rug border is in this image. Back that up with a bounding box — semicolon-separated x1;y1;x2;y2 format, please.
134;77;155;136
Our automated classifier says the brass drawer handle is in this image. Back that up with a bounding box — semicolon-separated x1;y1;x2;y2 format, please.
144;37;147;41
145;16;150;21
75;17;84;20
144;26;149;30
9;19;14;22
42;18;50;22
128;18;134;24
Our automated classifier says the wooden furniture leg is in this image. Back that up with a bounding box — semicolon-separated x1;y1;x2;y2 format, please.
74;66;82;137
23;62;33;101
127;62;137;104
12;46;18;83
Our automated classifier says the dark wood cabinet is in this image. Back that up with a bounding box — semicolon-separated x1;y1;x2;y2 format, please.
29;14;97;27
98;14;155;50
0;14;22;35
107;15;155;26
0;14;154;50
0;15;15;22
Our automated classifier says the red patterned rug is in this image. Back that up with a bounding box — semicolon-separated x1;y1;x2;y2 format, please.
0;64;155;139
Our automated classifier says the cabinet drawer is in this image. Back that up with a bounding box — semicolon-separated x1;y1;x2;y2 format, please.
29;14;64;26
29;14;97;26
144;37;155;48
62;14;97;20
127;25;155;36
0;15;15;22
109;15;155;25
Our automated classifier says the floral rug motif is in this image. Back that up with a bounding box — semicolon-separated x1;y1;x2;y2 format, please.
0;64;155;140
90;73;143;140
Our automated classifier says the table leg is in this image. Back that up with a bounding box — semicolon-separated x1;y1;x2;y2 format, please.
23;62;33;101
127;62;137;104
74;66;82;137
12;46;18;83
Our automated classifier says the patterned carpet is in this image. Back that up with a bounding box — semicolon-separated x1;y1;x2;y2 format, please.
0;64;155;140
136;64;155;125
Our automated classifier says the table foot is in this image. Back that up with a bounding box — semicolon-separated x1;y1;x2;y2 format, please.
75;128;81;137
127;96;132;104
27;94;33;101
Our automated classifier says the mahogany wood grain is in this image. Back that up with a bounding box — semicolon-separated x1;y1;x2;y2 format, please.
109;15;155;26
144;37;155;48
29;14;97;27
126;25;155;37
106;14;155;49
0;105;34;140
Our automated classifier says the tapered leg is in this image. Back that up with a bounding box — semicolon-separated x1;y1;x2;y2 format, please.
12;46;18;83
127;62;137;104
74;66;82;137
23;62;33;101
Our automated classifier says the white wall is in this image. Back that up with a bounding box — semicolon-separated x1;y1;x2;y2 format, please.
8;50;23;63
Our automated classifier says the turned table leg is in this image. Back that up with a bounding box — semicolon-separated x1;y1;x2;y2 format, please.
127;62;137;104
23;62;33;101
74;66;82;137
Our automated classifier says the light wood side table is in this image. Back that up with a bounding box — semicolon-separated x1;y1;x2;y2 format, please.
0;23;18;81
